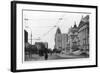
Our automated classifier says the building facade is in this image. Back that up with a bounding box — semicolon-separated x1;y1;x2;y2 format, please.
24;30;28;43
55;28;62;50
67;23;79;53
35;42;48;50
78;15;89;54
55;28;68;53
24;30;30;48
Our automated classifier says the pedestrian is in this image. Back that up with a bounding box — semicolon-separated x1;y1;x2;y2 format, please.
45;53;48;60
44;47;48;60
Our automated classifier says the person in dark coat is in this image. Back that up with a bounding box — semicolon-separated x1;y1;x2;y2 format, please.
45;53;48;60
44;48;48;60
40;43;48;60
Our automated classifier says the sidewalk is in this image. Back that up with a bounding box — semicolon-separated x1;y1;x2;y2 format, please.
57;54;87;59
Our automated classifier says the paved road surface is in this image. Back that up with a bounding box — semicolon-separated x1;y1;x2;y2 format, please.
25;53;88;61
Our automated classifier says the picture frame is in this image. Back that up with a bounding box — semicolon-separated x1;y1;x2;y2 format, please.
11;1;98;72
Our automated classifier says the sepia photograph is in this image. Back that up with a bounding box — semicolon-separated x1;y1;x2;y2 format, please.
24;10;90;61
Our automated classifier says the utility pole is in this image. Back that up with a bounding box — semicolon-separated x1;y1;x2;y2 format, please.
31;31;32;45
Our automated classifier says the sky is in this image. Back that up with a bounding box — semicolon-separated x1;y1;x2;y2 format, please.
23;10;88;49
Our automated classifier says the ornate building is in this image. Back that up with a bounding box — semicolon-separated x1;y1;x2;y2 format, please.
67;22;79;53
78;15;89;54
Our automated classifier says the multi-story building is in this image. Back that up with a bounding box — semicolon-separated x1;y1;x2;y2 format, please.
61;34;68;50
35;42;48;56
24;30;28;43
55;28;62;50
35;42;48;50
67;22;79;53
78;15;89;54
24;30;29;48
55;28;68;53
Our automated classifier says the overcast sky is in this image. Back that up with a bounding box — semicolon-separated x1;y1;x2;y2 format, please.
23;10;88;49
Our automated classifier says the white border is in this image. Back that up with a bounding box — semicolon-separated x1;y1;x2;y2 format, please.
16;3;96;70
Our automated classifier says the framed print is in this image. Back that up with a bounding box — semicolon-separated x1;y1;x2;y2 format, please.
11;1;98;72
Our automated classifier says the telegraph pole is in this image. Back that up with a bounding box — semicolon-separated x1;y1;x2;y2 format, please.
31;31;32;45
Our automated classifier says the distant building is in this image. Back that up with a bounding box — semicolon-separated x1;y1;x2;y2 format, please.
24;30;28;43
43;42;48;49
24;30;30;48
78;15;89;53
55;28;68;52
35;42;48;50
55;28;62;50
35;42;42;50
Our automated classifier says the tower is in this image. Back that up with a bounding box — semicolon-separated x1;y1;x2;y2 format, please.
55;27;62;50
